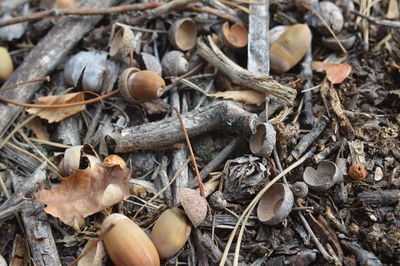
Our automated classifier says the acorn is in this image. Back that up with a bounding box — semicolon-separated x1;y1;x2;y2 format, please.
348;163;367;180
169;18;197;51
221;22;248;49
109;25;134;59
101;213;160;266
270;24;312;74
119;68;166;102
316;1;344;35
0;47;13;83
150;208;192;259
55;0;78;8
161;50;189;77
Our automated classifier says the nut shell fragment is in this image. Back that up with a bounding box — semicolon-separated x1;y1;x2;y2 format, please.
303;160;339;191
179;188;207;227
257;183;294;225
222;22;248;49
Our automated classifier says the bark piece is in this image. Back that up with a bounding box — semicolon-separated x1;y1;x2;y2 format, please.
106;101;257;153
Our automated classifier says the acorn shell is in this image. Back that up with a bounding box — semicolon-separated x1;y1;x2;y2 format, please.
119;69;166;102
169;18;197;51
150;208;192;259
101;213;160;266
179;188;207;227
0;47;13;83
222;22;248;49
303;160;339;191
257;183;294;225
249;123;276;157
109;25;134;59
270;24;312;74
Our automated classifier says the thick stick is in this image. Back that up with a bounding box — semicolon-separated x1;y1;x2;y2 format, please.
196;37;296;104
106;101;257;153
0;0;117;135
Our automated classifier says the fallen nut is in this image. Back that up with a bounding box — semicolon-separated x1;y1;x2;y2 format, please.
101;213;160;266
150;208;192;259
270;24;312;74
161;50;189;77
0;47;13;83
348;163;367;180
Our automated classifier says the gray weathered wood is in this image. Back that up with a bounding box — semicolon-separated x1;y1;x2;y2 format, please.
107;101;258;153
0;0;118;135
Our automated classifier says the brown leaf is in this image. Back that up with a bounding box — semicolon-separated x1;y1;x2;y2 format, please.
26;92;86;123
312;61;352;84
27;117;50;141
35;156;131;227
209;90;267;106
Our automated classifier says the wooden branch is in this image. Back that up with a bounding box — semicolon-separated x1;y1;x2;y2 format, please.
106;101;257;153
196;36;297;104
0;0;117;135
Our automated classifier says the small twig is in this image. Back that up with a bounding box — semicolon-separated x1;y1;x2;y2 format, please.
68;224;115;266
0;3;163;27
0;76;50;92
171;61;205;83
351;10;400;28
184;5;238;24
174;107;206;198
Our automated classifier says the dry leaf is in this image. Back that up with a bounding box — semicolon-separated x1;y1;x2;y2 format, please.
209;90;267;106
35;156;131;228
386;0;399;19
312;61;352;84
26;92;86;123
27;117;50;141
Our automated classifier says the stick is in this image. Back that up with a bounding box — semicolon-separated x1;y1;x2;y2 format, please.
196;36;296;104
106;101;257;153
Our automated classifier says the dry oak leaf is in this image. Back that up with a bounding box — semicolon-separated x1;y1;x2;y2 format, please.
208;90;267;106
35;157;131;227
311;61;352;84
26;92;86;123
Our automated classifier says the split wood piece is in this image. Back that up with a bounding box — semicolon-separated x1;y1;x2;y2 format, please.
247;0;270;75
55;115;81;146
0;142;41;173
170;89;189;206
290;115;329;161
340;240;383;266
201;232;228;265
196;37;296;104
320;78;354;138
0;163;47;223
0;0;117;135
352;10;400;28
192;229;209;266
106;101;257;153
357;190;400;206
312;137;344;164
11;165;61;266
300;47;316;128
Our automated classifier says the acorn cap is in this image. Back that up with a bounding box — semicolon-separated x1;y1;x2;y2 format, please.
169;18;197;51
270;24;312;73
161;50;189;77
150;208;192;259
110;25;134;58
222;22;248;49
0;47;13;83
257;183;294;225
303;160;339;191
249;123;276;157
179;188;207;227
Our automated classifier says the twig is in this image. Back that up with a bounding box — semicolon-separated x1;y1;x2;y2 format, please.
0;76;50;92
184;5;238;24
171;62;205;83
174;107;206;198
0;3;163;27
196;36;296;104
352;10;400;28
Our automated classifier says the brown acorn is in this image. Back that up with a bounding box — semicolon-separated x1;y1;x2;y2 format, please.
0;47;13;83
119;68;166;102
348;163;367;180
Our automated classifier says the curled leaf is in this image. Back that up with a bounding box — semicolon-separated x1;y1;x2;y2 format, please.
35;155;131;228
208;90;267;106
26;92;86;123
312;61;352;84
